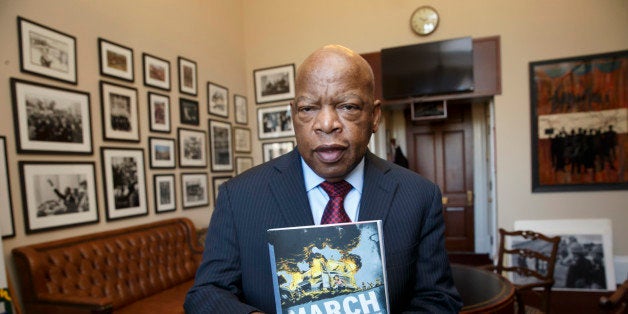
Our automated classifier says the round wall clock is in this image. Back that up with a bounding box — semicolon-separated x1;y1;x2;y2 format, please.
410;5;439;36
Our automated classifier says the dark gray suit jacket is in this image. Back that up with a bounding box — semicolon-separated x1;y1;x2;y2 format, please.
185;150;462;313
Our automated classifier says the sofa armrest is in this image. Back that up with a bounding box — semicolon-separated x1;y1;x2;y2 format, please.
24;294;114;314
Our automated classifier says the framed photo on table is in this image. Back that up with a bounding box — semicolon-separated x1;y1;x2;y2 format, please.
178;57;197;96
101;147;148;221
235;156;253;175
11;78;93;154
233;127;251;153
148;92;171;133
179;97;200;126
154;174;176;213
149;137;175;169
178;128;207;168
17;16;77;84
262;141;294;162
209;120;233;172
212;176;231;203
257;104;294;139
234;94;248;125
208;81;229;118
253;64;295;104
143;53;170;91
181;173;208;209
100;81;139;142
18;161;99;234
0;137;15;238
98;38;134;82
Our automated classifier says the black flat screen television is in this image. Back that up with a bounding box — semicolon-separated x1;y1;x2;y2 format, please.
381;37;474;99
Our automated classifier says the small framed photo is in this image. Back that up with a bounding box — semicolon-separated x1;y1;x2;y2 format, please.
100;81;140;142
180;97;200;126
208;81;229;118
411;100;448;121
233;127;251;153
258;104;294;139
143;53;170;91
178;57;197;96
234;94;248;125
17;16;77;84
235;156;254;175
11;78;93;154
19;161;99;234
101;147;148;221
178;128;207;168
98;38;134;82
149;137;176;169
209;120;233;172
0;137;15;238
253;64;295;104
154;174;176;213
212;176;232;203
148;92;171;133
181;173;209;209
263;141;294;162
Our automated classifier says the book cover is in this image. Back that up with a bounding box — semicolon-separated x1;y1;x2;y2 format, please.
268;220;389;314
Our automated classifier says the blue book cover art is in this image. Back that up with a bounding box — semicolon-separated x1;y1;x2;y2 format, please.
268;220;389;314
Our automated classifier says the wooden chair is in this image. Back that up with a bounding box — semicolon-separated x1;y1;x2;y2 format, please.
599;279;628;314
486;228;561;314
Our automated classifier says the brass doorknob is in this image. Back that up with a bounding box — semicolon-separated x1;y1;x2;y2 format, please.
442;196;448;205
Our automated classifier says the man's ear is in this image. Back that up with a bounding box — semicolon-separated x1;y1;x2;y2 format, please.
371;99;382;133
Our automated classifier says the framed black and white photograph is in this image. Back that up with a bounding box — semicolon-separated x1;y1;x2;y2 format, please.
143;53;170;91
148;92;171;133
209;120;233;171
100;81;139;142
98;38;134;82
154;174;176;213
149;137;175;169
181;173;208;209
235;156;253;175
253;64;295;104
263;141;294;162
178;128;207;168
0;137;15;238
19;161;98;234
180;97;200;126
258;104;294;139
17;17;77;84
411;100;448;121
208;81;229;118
233;127;251;153
178;57;197;96
10;78;93;154
234;94;248;125
101;147;147;221
212;176;231;203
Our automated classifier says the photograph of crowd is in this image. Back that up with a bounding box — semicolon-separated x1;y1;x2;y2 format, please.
183;135;203;161
260;71;290;96
182;173;208;208
34;174;89;217
26;93;84;143
109;92;132;132
254;64;295;104
110;156;140;210
259;105;294;139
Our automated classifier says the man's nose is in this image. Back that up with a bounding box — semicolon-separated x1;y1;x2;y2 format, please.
314;105;341;134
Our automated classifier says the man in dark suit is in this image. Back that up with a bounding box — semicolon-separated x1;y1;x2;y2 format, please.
185;45;462;313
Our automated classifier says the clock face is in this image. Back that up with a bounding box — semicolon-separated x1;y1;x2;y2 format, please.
410;6;439;35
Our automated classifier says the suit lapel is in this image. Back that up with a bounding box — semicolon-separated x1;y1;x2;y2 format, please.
268;150;315;227
358;152;397;224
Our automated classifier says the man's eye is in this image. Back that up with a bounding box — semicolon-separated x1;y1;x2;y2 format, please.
339;103;359;111
298;106;314;112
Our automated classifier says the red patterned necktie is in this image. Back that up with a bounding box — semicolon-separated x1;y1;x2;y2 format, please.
319;180;352;224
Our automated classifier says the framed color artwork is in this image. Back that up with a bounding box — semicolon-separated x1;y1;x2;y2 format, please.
178;57;197;96
98;38;134;82
148;92;171;133
143;53;171;91
149;137;176;169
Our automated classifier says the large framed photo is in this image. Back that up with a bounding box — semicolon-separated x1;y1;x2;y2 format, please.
154;174;176;213
17;17;77;84
180;97;200;126
253;64;295;104
212;176;231;203
98;38;134;82
178;128;207;168
233;127;251;153
18;162;98;234
530;50;628;192
143;53;171;91
178;57;197;96
208;81;229;118
234;94;248;125
181;173;208;209
148;92;171;133
262;141;294;162
209;120;233;171
11;78;93;154
0;137;15;238
258;104;294;139
101;147;148;221
514;219;615;291
100;81;139;142
149;137;176;169
235;156;254;175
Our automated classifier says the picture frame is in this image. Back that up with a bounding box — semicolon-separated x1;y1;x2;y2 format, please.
101;147;148;221
411;100;448;121
143;53;171;91
148;92;171;133
209;120;233;172
212;176;232;203
100;81;140;142
0;137;15;238
262;141;295;162
233;127;251;153
17;16;77;84
178;57;197;96
514;219;615;291
98;38;134;82
154;174;176;213
258;104;294;139
235;156;254;175
10;78;93;154
178;128;207;168
530;50;628;192
181;172;208;209
18;161;99;234
207;81;229;118
234;94;248;125
149;137;176;169
180;97;200;126
253;64;295;104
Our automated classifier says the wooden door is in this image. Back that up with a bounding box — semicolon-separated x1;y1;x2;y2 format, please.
406;102;475;252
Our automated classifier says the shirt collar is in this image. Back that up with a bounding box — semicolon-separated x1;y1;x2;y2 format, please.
301;156;364;194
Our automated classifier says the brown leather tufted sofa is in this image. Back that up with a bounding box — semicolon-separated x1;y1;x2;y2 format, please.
12;218;203;314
